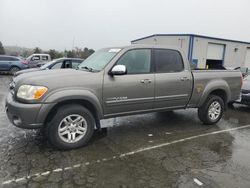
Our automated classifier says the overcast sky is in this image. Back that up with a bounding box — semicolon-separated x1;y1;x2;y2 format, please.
1;0;250;51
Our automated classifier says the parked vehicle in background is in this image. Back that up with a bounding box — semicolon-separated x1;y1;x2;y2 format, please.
15;58;84;76
234;67;249;78
6;45;242;150
234;75;250;105
26;54;51;68
0;55;29;74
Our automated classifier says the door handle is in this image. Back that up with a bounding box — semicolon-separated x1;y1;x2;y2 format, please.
140;79;152;83
180;77;189;81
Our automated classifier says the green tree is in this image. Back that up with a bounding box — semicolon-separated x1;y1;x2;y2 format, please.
0;41;5;55
65;50;76;58
33;47;42;54
73;47;95;59
45;49;64;59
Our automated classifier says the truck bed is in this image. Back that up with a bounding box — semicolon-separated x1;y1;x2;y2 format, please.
187;69;242;108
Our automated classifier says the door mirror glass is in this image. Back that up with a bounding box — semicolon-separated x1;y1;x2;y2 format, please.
110;65;127;75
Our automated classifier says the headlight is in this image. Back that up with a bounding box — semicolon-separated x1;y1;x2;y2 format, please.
17;85;48;100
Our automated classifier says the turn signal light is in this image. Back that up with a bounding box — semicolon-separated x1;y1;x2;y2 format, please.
33;87;48;99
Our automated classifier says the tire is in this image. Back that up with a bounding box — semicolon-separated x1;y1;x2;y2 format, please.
46;104;95;150
198;95;224;125
9;66;20;75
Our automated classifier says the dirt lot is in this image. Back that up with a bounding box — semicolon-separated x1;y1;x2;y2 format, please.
0;75;250;188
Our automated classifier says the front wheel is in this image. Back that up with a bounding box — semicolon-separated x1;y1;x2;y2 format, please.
198;95;224;125
46;105;95;150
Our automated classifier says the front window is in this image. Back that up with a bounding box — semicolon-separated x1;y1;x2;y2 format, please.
51;61;63;69
116;49;151;74
78;48;121;71
40;59;58;69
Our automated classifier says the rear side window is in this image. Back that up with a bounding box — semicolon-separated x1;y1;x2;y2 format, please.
7;57;18;61
116;49;151;74
0;57;18;61
154;49;184;73
0;57;6;61
42;56;48;60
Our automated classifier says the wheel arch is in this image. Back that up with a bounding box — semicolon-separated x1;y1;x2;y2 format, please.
44;99;101;129
40;89;103;130
198;79;230;107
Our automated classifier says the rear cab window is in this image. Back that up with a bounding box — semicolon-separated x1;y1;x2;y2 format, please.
153;49;184;73
0;57;18;61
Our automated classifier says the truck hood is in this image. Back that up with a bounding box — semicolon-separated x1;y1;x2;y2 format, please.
15;68;41;77
13;69;99;91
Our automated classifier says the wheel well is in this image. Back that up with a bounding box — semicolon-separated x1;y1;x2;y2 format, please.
209;89;227;104
9;66;20;70
44;99;101;129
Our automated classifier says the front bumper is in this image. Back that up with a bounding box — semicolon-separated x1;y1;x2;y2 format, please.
5;93;44;129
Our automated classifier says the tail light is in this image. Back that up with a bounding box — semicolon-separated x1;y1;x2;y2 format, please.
21;60;29;65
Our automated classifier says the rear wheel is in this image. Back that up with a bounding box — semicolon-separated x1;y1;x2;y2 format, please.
9;66;20;75
46;105;95;150
198;95;224;125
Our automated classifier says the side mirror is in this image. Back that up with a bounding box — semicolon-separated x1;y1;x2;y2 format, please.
110;65;127;76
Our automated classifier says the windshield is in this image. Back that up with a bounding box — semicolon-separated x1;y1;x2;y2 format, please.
40;59;58;69
78;48;121;71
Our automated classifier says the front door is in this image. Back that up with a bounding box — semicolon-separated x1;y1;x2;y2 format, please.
103;49;154;116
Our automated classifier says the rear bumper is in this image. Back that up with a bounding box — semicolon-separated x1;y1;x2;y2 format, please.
5;93;53;129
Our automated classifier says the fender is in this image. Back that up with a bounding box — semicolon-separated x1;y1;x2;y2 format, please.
198;79;231;107
41;88;103;118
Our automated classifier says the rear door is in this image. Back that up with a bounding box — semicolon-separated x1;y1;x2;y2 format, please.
153;49;192;109
103;49;155;116
0;57;11;70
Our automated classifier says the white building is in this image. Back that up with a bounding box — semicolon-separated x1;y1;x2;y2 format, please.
131;34;250;69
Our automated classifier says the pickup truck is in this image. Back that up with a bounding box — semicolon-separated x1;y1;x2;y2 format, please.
6;45;242;150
